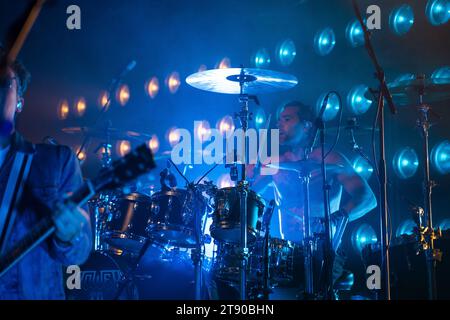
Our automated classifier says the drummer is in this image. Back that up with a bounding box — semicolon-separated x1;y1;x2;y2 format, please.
247;101;377;282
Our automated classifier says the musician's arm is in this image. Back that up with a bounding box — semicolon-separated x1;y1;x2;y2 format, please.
49;146;92;266
325;151;377;222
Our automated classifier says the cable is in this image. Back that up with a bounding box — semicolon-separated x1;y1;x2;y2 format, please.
323;91;344;159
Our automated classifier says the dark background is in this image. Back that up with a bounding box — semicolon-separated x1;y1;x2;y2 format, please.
1;0;449;298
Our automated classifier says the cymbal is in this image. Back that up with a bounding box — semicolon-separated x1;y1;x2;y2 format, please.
265;160;343;175
62;126;152;142
185;68;298;94
384;77;450;106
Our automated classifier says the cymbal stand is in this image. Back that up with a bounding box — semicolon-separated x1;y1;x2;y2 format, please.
415;81;442;299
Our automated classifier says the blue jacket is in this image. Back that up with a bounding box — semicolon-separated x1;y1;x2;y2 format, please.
0;133;92;299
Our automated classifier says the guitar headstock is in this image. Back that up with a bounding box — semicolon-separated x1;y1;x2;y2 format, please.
94;144;156;192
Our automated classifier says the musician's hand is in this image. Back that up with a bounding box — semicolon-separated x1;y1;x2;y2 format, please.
53;201;89;243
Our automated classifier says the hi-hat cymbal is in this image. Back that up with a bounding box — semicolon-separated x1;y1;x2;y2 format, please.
185;68;298;94
62;126;152;142
365;77;450;107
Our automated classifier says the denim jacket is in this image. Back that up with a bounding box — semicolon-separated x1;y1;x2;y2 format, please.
0;133;92;299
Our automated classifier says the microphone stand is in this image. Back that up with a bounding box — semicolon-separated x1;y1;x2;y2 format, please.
304;93;334;300
352;0;397;300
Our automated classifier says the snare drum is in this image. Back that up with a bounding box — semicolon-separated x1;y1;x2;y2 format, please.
210;187;265;243
102;193;152;255
147;188;207;247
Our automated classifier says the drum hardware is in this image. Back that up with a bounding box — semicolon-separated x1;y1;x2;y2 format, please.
186;66;298;300
410;75;443;299
113;238;152;300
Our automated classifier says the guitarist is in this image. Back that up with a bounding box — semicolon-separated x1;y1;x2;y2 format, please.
0;50;92;299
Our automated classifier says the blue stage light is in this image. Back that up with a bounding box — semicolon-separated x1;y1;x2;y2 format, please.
252;48;271;68
393;147;419;179
389;4;415;35
276;39;297;66
314;27;336;56
347;85;373;115
431;66;450;83
431;140;450;174
352;223;378;252
254;108;266;128
395;219;416;237
352;156;374;180
316;92;340;121
345;19;365;47
426;0;450;26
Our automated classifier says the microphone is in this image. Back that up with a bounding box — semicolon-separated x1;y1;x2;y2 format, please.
119;60;137;78
306;93;331;155
109;60;137;92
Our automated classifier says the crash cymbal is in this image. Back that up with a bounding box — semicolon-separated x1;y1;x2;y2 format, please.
62;126;152;142
185;68;298;94
265;160;343;175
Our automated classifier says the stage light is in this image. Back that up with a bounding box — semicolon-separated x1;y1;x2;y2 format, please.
217;173;235;188
75;146;86;162
252;48;271;68
352;156;374;180
346;19;365;47
58;100;69;120
217;115;235;136
389;4;414;36
117;84;130;106
276;39;297;66
314;27;336;56
117;140;131;157
254;108;266;129
167;127;181;147
431;140;450;174
166;72;181;94
195;120;211;141
438;218;450;230
347;85;373;115
316;92;340;121
98;91;110;109
431;66;450;83
146;77;159;99
75;97;86;116
426;0;450;26
393;147;419;179
148;134;160;153
217;57;231;69
351;223;378;252
395;219;416;237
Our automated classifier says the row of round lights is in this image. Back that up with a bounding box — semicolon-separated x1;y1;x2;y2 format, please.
57;58;234;119
252;1;449;66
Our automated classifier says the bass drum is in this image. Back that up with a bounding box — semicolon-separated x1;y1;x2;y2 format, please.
64;252;138;300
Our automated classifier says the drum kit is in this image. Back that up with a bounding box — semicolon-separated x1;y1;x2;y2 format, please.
62;65;450;300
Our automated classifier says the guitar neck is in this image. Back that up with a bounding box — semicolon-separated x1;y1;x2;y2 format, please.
0;180;95;278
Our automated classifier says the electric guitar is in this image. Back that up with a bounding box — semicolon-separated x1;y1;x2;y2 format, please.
0;143;156;278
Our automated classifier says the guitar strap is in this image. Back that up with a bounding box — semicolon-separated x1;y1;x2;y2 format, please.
0;151;34;254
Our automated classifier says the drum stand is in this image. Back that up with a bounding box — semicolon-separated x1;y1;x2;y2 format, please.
113;238;152;300
299;167;316;299
93;140;113;252
414;82;442;300
229;68;258;300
